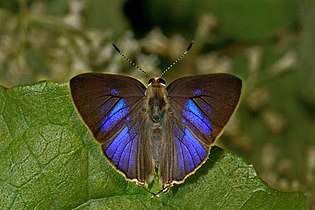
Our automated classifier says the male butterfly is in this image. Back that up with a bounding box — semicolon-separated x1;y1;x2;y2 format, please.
70;43;242;195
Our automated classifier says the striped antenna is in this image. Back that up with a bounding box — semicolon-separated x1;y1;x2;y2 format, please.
160;41;194;78
112;44;151;78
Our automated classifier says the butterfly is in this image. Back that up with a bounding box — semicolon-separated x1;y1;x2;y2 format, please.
70;42;242;195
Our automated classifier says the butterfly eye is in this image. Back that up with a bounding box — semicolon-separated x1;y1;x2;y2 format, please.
148;78;154;85
157;78;166;85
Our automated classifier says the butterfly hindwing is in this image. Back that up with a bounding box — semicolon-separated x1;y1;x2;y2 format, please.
160;74;242;186
70;73;154;184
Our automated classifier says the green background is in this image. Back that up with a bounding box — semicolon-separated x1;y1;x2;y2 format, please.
0;0;313;209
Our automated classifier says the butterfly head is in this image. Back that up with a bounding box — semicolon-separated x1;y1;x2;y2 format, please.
148;77;166;87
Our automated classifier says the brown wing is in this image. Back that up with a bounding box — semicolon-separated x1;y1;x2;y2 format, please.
70;73;154;184
159;74;242;189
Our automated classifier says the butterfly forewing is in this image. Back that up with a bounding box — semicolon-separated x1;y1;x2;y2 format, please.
70;73;154;184
160;74;242;187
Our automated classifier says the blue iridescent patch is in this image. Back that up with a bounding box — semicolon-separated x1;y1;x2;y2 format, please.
100;99;130;133
183;128;207;162
175;127;207;173
118;137;133;171
111;89;119;95
175;140;185;171
105;125;139;171
193;89;202;96
106;126;129;159
182;99;212;135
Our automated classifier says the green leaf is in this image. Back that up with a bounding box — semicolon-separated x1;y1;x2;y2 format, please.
0;82;307;209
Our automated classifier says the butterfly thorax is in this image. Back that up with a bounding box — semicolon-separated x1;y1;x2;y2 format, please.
146;77;168;123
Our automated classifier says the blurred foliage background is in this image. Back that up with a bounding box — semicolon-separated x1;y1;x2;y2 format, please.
0;0;314;208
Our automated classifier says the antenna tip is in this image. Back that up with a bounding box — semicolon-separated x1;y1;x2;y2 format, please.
186;41;194;51
112;43;121;53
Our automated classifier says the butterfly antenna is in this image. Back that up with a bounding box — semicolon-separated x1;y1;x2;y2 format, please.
112;44;151;78
160;41;194;78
